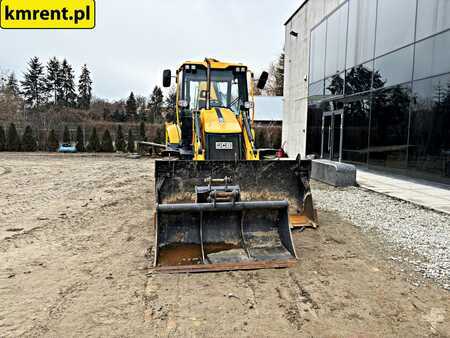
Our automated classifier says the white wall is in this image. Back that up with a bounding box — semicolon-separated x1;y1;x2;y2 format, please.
283;0;346;158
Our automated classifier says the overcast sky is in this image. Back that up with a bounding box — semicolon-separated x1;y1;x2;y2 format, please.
0;0;300;100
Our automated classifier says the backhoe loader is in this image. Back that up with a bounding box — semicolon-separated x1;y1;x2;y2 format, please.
153;58;316;273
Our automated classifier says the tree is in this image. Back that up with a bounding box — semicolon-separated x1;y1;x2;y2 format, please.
60;59;77;107
75;126;85;152
126;92;137;119
86;127;101;152
127;129;135;153
139;121;147;141
165;85;177;122
135;95;147;121
0;125;6;151
21;126;37;151
63;126;71;143
115;125;125;152
6;123;20;151
21;57;48;108
47;129;59;152
46;57;63;104
4;72;20;97
267;53;285;96
148;86;164;123
78;64;92;110
101;129;114;152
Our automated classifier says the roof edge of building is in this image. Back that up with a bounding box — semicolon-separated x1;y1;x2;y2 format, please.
284;0;309;25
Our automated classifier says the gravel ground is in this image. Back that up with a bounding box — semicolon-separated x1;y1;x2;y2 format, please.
312;182;450;290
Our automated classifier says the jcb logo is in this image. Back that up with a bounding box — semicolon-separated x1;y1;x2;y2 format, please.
0;0;95;29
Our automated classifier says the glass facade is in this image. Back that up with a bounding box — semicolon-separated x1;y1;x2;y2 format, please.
307;0;450;184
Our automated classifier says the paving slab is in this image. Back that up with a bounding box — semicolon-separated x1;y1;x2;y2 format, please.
357;169;450;215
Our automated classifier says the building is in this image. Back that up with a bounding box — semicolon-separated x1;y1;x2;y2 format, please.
253;96;283;126
283;0;450;184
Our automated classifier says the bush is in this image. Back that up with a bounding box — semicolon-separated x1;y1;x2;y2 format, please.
63;126;71;143
254;125;282;149
21;126;37;151
47;129;59;152
154;124;165;144
86;127;101;152
127;129;135;153
101;129;114;152
0;125;5;151
75;126;85;152
139;121;147;141
115;125;125;152
7;123;21;151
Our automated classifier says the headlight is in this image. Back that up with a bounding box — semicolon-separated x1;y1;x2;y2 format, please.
244;101;254;109
178;100;188;108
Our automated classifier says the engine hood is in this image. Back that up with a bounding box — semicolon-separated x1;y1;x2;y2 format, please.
200;107;242;134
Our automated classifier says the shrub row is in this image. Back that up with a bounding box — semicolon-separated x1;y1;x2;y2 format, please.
0;122;164;153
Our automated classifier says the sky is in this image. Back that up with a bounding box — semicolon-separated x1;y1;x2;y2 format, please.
0;0;300;100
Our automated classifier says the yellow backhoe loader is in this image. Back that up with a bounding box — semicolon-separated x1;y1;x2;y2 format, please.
153;58;316;273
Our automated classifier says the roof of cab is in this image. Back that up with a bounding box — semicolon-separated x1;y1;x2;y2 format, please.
179;59;245;70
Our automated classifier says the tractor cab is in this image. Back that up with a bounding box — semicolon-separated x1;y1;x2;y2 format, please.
163;59;268;160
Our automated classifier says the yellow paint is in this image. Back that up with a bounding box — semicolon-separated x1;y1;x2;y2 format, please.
0;0;95;29
201;108;242;134
166;123;181;145
181;59;245;71
167;58;260;161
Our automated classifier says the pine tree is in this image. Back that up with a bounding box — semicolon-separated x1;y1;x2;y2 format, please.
60;59;77;107
86;127;101;152
115;125;125;152
5;73;20;96
47;129;59;152
78;64;92;110
6;123;20;151
46;57;63;105
126;92;137;119
267;53;285;96
148;86;164;123
21;126;37;152
165;86;177;122
139;121;147;141
21;57;48;108
101;129;114;152
63;126;71;143
127;129;135;153
75;126;85;152
0;125;6;151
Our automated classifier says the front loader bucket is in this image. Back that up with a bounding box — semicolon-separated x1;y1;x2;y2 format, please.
153;160;316;273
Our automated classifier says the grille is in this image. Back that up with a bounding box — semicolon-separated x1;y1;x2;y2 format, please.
206;134;242;160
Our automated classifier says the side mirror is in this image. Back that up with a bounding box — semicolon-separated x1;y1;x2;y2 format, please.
257;71;269;90
163;69;171;87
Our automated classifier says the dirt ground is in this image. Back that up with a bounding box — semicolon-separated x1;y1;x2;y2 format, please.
0;154;448;337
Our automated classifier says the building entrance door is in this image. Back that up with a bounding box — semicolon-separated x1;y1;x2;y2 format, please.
321;110;344;162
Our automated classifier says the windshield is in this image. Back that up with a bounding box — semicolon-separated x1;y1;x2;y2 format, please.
182;69;248;113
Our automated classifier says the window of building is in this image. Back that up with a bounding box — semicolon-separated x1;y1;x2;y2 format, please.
416;0;450;41
409;75;450;179
325;72;345;97
325;3;348;77
375;0;416;57
346;0;377;69
343;96;371;164
310;21;327;83
345;61;374;95
369;84;412;169
309;80;324;98
414;30;450;81
374;46;414;88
